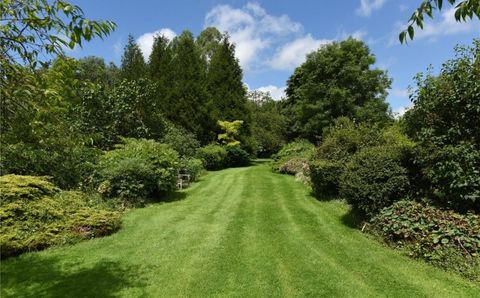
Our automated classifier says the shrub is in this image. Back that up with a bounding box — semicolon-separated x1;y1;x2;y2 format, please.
0;174;59;203
95;138;179;203
0;141;100;189
179;158;204;182
416;143;480;212
197;144;228;170
403;40;480;212
309;159;343;198
0;175;121;258
276;157;309;175
273;139;315;161
369;200;480;281
272;140;315;174
340;146;410;217
225;146;250;168
315;117;383;162
161;123;200;158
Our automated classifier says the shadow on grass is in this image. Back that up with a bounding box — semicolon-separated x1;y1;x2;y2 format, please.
1;255;145;297
310;190;338;202
341;207;364;229
161;191;188;203
252;159;272;165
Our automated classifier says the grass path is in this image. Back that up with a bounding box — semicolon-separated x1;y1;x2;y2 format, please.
1;161;479;297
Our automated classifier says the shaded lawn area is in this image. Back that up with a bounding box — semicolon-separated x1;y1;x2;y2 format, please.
1;162;479;297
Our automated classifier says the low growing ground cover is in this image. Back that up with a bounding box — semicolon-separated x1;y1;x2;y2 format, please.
1;162;478;297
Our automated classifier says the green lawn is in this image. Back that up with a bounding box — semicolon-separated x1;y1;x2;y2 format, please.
1;161;479;297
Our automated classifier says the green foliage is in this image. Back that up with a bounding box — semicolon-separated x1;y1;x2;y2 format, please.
161;122;200;158
276;157;310;176
0;0;116;69
225;146;251;168
309;118;414;199
400;0;480;43
120;35;147;80
404;40;480;212
207;36;251;136
272;140;315;174
179;158;204;182
1;142;99;189
316;117;383;162
0;175;120;258
370;200;480;281
217;120;244;147
95;139;179;204
309;160;343;198
197;144;228;170
284;38;391;141
0;175;59;203
168;31;213;144
340;146;410;217
247;91;287;157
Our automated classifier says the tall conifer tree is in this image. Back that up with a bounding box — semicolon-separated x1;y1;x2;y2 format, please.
207;36;251;130
168;31;213;143
120;35;146;80
148;34;173;114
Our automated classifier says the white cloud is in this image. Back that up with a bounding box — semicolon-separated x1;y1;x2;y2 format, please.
414;7;478;40
357;0;387;17
269;35;332;70
339;29;368;41
256;85;286;100
136;28;177;60
205;2;302;70
390;88;409;98
393;105;412;118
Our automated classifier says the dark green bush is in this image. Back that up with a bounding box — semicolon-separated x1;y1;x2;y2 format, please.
95;138;179;203
310;119;414;199
315;117;382;162
226;146;251;168
197;144;228;170
0;175;121;258
161;122;200;158
370;200;480;281
179;158;204;182
340;146;410;217
309;159;343;198
1;141;100;189
416;143;480;212
404;40;480;212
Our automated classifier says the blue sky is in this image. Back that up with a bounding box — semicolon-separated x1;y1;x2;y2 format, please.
69;0;479;115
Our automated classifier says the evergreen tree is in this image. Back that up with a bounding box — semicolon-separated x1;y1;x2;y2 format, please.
148;34;173;115
207;36;251;136
168;31;213;144
120;35;146;80
196;27;223;63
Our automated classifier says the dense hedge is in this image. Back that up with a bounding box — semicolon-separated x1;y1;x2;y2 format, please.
370;200;480;281
95;138;179;204
340;146;410;217
309;159;343;197
197;144;228;170
225;146;251;168
0;175;121;258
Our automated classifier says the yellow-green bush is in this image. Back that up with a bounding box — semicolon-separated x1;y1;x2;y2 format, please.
0;175;121;258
